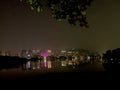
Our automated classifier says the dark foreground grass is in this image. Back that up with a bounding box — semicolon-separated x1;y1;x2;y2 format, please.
0;71;120;89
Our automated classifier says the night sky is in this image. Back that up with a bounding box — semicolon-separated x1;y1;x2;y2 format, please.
0;0;120;53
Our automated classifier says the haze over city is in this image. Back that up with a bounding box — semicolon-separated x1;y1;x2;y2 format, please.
0;0;120;53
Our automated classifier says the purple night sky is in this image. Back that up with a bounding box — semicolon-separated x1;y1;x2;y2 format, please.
0;0;120;53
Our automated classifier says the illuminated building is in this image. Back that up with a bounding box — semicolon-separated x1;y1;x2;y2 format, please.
21;49;27;58
21;49;33;59
32;49;41;56
60;50;67;56
0;50;5;56
5;51;11;56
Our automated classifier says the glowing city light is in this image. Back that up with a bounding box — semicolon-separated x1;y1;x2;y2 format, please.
41;52;50;57
47;50;52;53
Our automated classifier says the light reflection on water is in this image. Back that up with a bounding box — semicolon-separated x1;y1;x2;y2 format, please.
24;60;56;70
23;59;101;71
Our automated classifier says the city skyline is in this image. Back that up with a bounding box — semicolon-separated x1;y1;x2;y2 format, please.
0;0;120;53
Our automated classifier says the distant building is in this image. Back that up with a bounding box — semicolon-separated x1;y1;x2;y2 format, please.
0;50;5;56
21;49;33;59
32;49;41;57
5;51;11;56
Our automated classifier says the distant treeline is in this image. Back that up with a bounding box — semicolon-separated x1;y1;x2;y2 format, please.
0;56;28;69
102;48;120;71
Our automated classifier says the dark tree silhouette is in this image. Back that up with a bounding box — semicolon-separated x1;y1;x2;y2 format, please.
112;48;120;63
102;50;112;63
0;56;28;70
20;0;93;28
103;48;120;71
